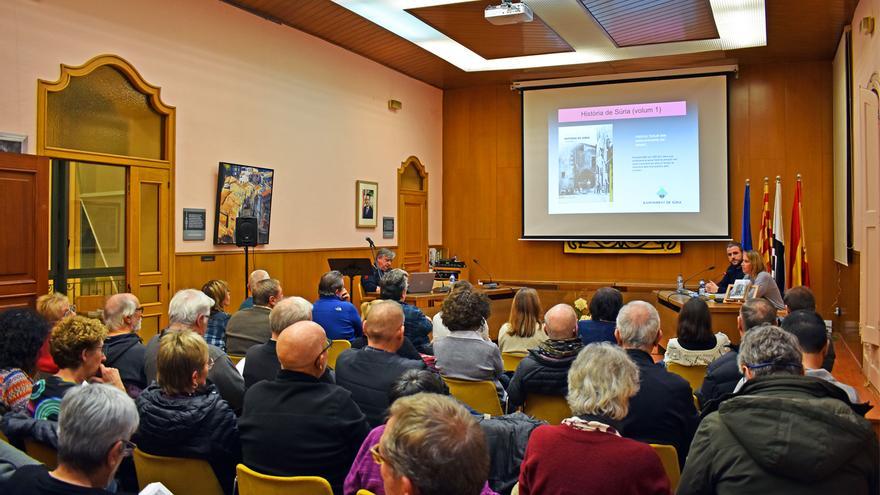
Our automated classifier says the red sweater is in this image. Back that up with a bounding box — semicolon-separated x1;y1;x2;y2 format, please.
36;338;59;374
519;424;671;495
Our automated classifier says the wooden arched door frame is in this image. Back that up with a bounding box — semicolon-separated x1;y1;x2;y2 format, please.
397;156;429;273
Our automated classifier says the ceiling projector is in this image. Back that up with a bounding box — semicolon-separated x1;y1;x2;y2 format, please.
485;1;534;25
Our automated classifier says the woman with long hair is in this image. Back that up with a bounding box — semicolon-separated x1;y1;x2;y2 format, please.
498;288;547;355
202;279;232;352
742;250;785;309
664;298;730;367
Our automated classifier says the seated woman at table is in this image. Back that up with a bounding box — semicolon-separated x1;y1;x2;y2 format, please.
663;298;730;367
742;249;785;310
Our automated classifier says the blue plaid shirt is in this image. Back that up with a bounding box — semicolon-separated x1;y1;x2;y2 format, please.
205;310;231;352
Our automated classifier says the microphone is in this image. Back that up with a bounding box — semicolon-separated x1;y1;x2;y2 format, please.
366;237;375;247
472;259;498;289
679;265;716;294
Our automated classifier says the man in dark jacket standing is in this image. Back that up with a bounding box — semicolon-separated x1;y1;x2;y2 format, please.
103;293;147;398
334;300;426;427
239;320;370;495
506;304;583;411
617;300;699;467
679;325;879;494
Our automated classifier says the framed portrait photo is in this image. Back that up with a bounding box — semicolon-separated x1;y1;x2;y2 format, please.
356;180;378;228
723;279;752;303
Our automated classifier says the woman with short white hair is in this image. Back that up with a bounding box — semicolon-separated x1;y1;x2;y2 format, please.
518;343;670;494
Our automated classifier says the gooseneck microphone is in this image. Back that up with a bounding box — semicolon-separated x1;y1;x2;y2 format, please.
680;265;716;289
472;258;498;289
366;237;377;270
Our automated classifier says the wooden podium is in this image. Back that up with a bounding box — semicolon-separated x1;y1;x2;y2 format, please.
654;290;742;344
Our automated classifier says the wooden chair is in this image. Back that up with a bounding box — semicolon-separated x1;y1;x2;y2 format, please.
650;444;681;492
236;463;333;495
442;376;503;416
501;352;526;372
0;430;9;443
356;490;377;495
133;448;224;495
522;393;572;424
228;354;245;365
328;339;352;368
24;439;58;469
666;363;708;392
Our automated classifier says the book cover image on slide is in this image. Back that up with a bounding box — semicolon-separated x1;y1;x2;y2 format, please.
557;124;613;203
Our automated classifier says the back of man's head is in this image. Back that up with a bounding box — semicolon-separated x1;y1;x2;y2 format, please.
739;297;777;331
276;321;327;376
589;287;623;322
269;296;312;336
784;286;816;312
168;289;214;327
364;300;404;346
781;309;827;354
379;269;408;302
737;325;803;378
615;301;660;351
544;304;578;340
381;393;489;495
318;271;345;297
103;293;138;331
248;269;269;290
252;278;282;306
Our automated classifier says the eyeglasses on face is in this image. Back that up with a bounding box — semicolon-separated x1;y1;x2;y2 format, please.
120;439;137;457
322;338;333;354
64;304;77;316
207;357;216;371
370;444;386;465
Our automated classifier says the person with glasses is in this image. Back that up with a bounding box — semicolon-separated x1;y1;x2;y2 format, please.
135;330;241;495
5;384;139;494
102;293;147;398
34;293;78;375
239;320;370;495
28;316;125;422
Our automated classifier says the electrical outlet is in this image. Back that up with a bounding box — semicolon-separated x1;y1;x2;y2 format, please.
833;307;843;316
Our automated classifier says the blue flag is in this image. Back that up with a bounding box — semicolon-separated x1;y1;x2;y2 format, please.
741;182;753;251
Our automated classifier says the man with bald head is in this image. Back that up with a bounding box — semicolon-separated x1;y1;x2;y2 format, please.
239;321;370;494
102;293;147;397
506;303;585;411
239;269;269;310
616;300;698;466
334;300;426;427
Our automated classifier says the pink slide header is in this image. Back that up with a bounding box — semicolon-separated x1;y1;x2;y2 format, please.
558;101;687;123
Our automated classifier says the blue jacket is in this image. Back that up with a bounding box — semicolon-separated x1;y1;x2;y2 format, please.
577;319;617;346
313;295;363;341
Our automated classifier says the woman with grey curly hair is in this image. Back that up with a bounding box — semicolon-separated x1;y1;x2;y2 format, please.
518;343;671;494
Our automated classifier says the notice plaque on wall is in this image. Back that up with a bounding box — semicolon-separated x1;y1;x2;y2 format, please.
183;208;206;241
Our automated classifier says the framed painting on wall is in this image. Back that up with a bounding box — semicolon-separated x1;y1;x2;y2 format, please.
214;162;274;244
356;180;378;228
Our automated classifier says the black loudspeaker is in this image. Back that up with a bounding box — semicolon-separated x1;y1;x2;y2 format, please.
235;217;259;247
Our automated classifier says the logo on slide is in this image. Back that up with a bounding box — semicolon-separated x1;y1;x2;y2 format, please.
657;187;667;199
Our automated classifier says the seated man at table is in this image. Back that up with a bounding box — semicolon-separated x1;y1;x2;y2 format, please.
361;248;395;293
378;269;433;355
706;242;745;294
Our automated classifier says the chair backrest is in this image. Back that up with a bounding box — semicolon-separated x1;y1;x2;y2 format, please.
0;429;9;443
441;376;503;416
665;363;708;392
133;448;224;495
522;393;571;424
501;352;526;372
228;354;245;365
650;444;681;492
356;490;377;495
328;340;352;368
236;463;333;495
23;439;58;469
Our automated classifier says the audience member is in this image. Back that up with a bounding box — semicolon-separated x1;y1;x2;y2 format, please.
577;287;623;346
506;304;584;412
431;282;491;343
782;310;859;403
239;321;370;494
313;270;363;341
202;279;232;351
433;285;504;401
362;248;395;293
519;343;670;495
242;296;329;388
34;293;76;374
102;293;147;398
742;249;785;309
377;393;490;495
696;297;777;407
5;385;138;495
706;241;745;294
226;278;283;355
144;289;245;413
679;326;879;494
0;309;50;412
239;269;269;310
29;316;124;421
616;301;698;466
135;330;240;495
497;288;547;355
379;269;433;354
335;301;426;427
785;285;835;371
354;300;423;361
663;297;730;367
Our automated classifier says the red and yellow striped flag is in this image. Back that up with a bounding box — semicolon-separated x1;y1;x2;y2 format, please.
756;177;772;266
788;177;810;288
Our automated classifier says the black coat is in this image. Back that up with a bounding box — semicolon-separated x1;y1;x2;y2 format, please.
242;339;335;389
621;349;700;467
334;346;426;428
506;348;577;412
134;384;241;495
103;333;147;397
239;370;370;495
695;348;741;408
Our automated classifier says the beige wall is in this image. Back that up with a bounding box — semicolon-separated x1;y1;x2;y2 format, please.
0;0;443;252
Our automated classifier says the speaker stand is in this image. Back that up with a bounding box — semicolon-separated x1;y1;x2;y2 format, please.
243;245;250;296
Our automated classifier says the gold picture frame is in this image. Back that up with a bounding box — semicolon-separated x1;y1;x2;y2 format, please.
356;180;378;228
723;279;752;303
